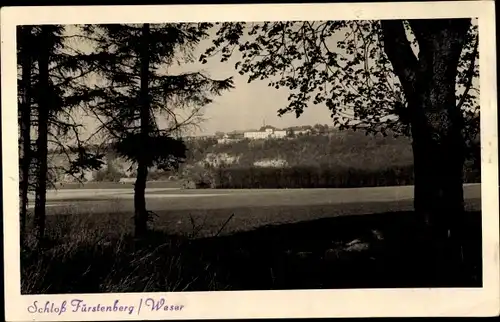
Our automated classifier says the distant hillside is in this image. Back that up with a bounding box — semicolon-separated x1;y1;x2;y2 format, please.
185;129;414;170
46;128;479;187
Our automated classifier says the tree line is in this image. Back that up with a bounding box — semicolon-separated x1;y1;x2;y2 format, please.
207;163;480;189
18;23;233;247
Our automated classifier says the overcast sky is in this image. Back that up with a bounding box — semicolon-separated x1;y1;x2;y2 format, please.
65;24;341;138
62;21;478;139
169;39;336;135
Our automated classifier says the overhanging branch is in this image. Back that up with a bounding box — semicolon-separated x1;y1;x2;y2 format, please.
380;20;418;102
457;35;479;110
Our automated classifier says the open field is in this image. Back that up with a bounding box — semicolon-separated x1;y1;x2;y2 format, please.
39;183;481;206
22;184;483;293
31;184;482;238
54;180;182;190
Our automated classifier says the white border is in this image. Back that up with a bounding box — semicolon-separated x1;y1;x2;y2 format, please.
2;2;499;320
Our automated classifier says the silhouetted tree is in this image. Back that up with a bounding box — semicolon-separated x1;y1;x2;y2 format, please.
32;26;54;243
18;25;106;245
17;26;35;246
203;19;479;252
85;23;234;238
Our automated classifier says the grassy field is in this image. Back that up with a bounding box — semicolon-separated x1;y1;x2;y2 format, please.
41;185;482;231
55;180;182;190
42;197;481;238
22;184;482;293
45;185;424;208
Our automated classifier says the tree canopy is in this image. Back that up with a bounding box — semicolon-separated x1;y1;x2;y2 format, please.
81;23;234;169
202;20;479;141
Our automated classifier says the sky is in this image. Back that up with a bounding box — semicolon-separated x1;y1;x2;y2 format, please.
166;39;336;135
64;24;338;138
62;21;478;140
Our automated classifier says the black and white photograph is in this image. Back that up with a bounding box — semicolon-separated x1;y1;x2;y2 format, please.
2;2;499;320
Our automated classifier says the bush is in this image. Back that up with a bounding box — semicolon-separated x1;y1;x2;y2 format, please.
93;163;123;182
148;169;174;181
212;163;481;189
192;169;216;189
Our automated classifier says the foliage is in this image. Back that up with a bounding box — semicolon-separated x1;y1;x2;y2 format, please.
211;163;480;189
186;165;216;188
73;23;234;236
17;25;107;185
180;130;480;189
114;134;187;171
80;23;234;170
193;130;414;168
93;162;123;183
65;147;105;179
202;20;479;143
147;170;174;181
40;26;107;180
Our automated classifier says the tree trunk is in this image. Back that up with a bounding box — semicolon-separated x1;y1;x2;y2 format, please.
382;19;471;258
134;23;151;238
34;27;51;246
410;20;470;245
19;26;33;247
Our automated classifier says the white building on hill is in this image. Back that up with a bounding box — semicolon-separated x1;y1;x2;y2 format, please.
293;129;312;136
217;133;244;144
244;127;288;140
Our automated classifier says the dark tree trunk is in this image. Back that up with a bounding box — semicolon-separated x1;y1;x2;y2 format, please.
34;27;51;245
410;20;470;241
134;23;151;238
19;26;33;247
382;19;471;250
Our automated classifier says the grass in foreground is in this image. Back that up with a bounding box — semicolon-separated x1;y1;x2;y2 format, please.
21;207;482;294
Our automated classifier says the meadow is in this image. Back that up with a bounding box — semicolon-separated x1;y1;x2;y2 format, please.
21;186;482;294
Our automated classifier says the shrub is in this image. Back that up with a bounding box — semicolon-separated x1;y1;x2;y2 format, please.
182;165;216;189
93;162;123;182
148;169;174;181
211;163;481;189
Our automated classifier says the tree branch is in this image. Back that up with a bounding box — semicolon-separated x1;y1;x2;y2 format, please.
380;20;418;102
457;35;479;110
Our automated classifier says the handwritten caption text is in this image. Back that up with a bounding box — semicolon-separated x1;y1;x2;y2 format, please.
27;298;185;316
